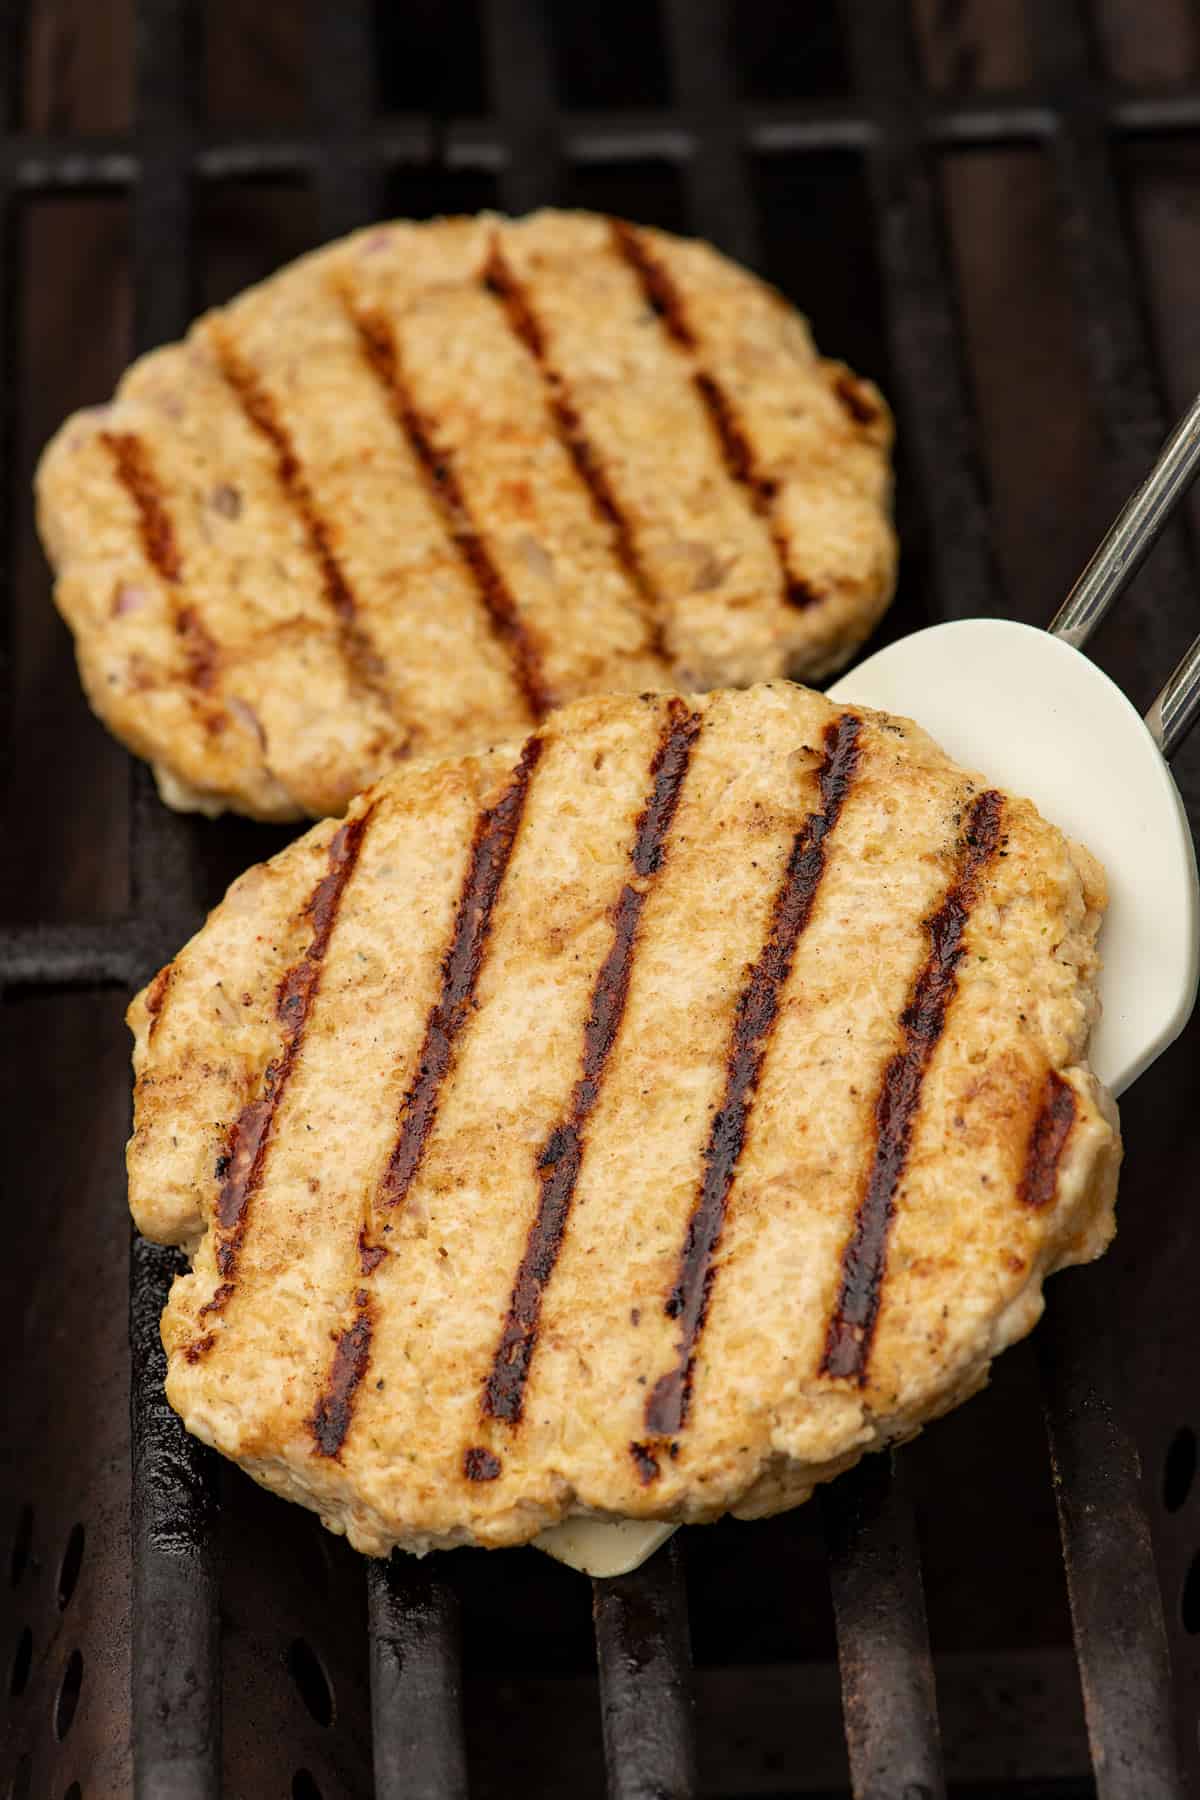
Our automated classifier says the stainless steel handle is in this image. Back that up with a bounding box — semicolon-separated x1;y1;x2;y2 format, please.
1146;632;1200;762
1045;391;1200;760
1049;391;1200;657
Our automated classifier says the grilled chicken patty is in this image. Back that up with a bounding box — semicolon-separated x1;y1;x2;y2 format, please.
128;685;1120;1556
39;211;895;821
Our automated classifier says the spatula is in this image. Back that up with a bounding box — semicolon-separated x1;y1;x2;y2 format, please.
540;393;1200;1577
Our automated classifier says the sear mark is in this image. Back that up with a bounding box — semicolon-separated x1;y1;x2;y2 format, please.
176;605;221;691
630;1441;661;1484
483;235;669;663
482;702;701;1426
609;218;697;350
1018;1069;1076;1210
209;327;394;708
145;963;174;1040
821;788;1005;1383
378;735;544;1215
309;1292;373;1458
358;1227;388;1275
189;805;377;1347
102;430;228;683
832;367;882;428
101;430;182;581
645;713;863;1438
609;220;821;610
340;285;553;719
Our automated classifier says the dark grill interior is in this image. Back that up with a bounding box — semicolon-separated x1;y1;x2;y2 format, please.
3;2;1200;1795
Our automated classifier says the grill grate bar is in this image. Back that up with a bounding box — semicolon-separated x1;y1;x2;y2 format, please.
130;1237;222;1800
132;0;198;352
1033;2;1199;682
367;1556;469;1800
0;921;154;989
127;6;221;1796
843;0;1002;622
8;83;1200;196
1038;1272;1184;1797
592;1538;697;1800
661;0;760;269
307;0;385;239
0;0;22;748
821;1454;945;1800
481;0;563;212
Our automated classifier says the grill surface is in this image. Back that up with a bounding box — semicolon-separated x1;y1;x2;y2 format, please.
3;2;1200;1796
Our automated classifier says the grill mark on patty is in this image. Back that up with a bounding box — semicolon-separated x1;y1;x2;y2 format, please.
643;713;863;1443
832;367;883;428
101;430;182;581
821;788;1005;1384
608;220;820;611
101;430;225;686
188;806;375;1347
309;1291;373;1459
481;235;669;665
482;702;702;1428
609;220;699;351
358;1227;387;1275
208;327;394;710
630;1441;661;1485
175;605;220;691
145;963;173;1041
464;1447;502;1482
333;739;542;1464
338;286;552;720
1019;1071;1076;1210
377;736;545;1217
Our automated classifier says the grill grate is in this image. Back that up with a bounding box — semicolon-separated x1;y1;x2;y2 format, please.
3;2;1199;1795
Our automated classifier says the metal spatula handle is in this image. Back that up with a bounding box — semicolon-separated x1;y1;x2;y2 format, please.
1047;392;1200;760
1146;632;1200;762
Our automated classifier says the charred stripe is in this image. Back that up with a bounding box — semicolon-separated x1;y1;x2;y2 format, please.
644;713;863;1441
101;430;182;582
101;430;228;684
609;221;820;611
209;329;393;705
145;963;173;1041
309;1291;373;1459
483;702;702;1426
482;236;669;663
340;289;553;720
692;374;819;609
176;604;221;691
630;1441;661;1484
338;740;542;1437
312;845;555;1451
378;735;544;1215
609;219;697;350
1018;1070;1077;1210
821;789;1005;1383
832;366;883;429
189;805;376;1344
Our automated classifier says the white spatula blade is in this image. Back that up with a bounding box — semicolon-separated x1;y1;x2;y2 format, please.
535;1516;677;1577
829;617;1199;1094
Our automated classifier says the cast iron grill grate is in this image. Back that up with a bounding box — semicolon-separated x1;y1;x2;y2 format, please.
2;2;1200;1795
